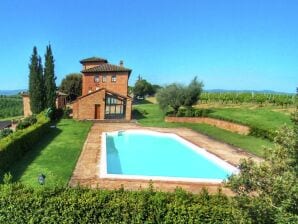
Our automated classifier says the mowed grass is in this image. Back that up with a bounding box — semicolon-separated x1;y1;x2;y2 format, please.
205;107;293;131
8;119;92;188
133;103;274;157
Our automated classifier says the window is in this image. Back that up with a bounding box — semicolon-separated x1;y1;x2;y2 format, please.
105;94;126;119
94;75;100;83
111;75;117;82
102;75;107;83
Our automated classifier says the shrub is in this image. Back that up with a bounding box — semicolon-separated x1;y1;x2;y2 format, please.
176;108;186;117
16;115;37;130
0;128;13;139
0;112;50;173
175;108;212;118
0;184;249;223
184;108;195;117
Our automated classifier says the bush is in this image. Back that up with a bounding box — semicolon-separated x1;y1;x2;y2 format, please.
16;115;37;130
249;126;275;141
63;107;72;118
0;112;50;173
175;108;212;118
0;128;13;139
0;184;249;223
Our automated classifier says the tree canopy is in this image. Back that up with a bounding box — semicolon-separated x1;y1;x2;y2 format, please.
29;47;44;114
133;78;155;99
156;77;204;114
44;45;56;109
59;73;82;101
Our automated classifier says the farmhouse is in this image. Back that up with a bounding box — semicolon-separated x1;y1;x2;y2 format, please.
72;57;132;120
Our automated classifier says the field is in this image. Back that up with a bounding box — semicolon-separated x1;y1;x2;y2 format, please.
7;119;92;188
133;103;274;157
0;95;23;119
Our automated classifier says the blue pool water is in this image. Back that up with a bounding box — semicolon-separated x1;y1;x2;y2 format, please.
105;131;235;180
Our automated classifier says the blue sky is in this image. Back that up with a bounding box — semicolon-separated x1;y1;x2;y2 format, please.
0;0;297;92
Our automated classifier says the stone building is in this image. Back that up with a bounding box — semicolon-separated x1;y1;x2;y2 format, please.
22;91;67;117
72;57;132;120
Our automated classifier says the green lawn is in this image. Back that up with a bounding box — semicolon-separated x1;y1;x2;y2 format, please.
133;104;274;157
206;107;293;131
8;119;92;188
0;115;23;121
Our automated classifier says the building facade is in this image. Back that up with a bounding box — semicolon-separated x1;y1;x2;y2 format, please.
22;92;67;117
72;57;132;120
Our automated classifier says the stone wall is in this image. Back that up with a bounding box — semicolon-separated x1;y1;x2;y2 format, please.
22;95;32;117
165;116;250;135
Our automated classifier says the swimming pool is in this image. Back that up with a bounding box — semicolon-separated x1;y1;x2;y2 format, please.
100;130;238;183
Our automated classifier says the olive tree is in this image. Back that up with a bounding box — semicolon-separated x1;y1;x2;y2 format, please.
156;77;203;114
156;83;185;114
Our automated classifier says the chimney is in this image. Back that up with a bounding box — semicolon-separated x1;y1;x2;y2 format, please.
119;60;124;67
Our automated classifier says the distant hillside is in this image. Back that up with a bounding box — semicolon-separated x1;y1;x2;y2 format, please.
205;89;294;94
0;89;27;95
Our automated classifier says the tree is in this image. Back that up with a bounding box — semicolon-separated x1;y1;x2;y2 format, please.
183;77;204;108
59;73;82;101
156;77;204;115
227;90;298;223
133;79;154;99
29;47;44;114
44;44;56;109
156;84;185;114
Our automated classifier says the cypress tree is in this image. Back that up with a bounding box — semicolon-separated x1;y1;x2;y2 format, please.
29;47;44;114
44;44;56;108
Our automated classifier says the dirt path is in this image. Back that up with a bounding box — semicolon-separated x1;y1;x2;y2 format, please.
69;123;262;194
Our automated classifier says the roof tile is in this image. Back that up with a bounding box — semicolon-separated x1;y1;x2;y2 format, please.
80;57;108;63
82;63;132;73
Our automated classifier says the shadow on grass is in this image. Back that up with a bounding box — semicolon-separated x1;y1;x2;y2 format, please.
132;109;146;120
3;127;62;183
132;99;153;105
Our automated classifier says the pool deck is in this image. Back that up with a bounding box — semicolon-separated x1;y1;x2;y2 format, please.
69;123;262;195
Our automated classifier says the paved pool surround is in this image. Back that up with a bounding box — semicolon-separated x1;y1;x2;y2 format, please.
69;123;262;194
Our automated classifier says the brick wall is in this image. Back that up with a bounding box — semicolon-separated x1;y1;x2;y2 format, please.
72;90;106;120
72;89;132;121
125;98;132;120
82;72;129;96
165;116;250;135
56;96;67;109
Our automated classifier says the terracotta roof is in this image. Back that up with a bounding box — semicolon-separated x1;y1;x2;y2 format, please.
81;63;132;74
80;57;108;64
74;88;131;102
21;91;67;97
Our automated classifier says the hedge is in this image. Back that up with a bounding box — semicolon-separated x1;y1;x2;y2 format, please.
0;113;50;173
167;108;212;118
0;183;249;223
